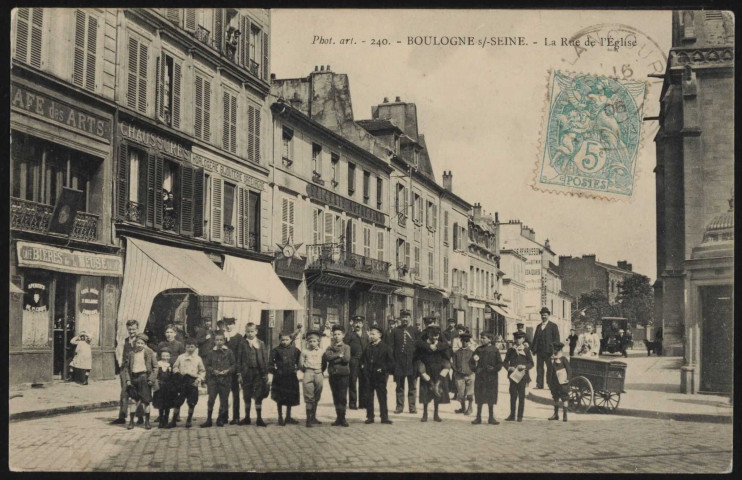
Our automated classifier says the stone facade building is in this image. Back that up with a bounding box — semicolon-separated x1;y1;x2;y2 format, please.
559;255;638;305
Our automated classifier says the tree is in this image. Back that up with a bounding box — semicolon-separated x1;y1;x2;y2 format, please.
616;275;654;327
576;289;618;328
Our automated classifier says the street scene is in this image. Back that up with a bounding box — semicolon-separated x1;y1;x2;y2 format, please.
9;8;734;474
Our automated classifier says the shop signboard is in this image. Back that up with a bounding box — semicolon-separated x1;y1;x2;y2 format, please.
16;241;123;277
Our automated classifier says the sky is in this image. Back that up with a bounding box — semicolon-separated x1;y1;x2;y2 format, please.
270;9;673;281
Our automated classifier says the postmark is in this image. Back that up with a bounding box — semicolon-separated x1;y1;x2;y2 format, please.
534;70;647;199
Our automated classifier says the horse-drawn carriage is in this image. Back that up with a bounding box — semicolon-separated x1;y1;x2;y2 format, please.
568;356;627;413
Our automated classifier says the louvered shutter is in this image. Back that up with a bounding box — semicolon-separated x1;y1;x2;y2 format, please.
444;211;449;242
211;178;222;240
180;165;194;236
184;9;196;32
405;242;410;268
247;105;256;163
377;231;384;261
156;55;165;121
313;209;321;244
395;185;400;214
15;8;30;64
238;188;248;247
153;156;164;229
363;227;371;257
213;9;224;52
172;60;181;129
74;11;98;91
253;105;261;163
230;94;237;153
30;8;43;68
351;222;357;253
86;15;97;90
240;16;249;67
324;211;333;244
432;204;438;231
138;43;148;113
145;152;156;226
166;8;179;24
194;75;203;139
453;222;458;250
116;143;129;218
263;31;269;80
73;10;85;87
203;79;211;141
193;168;204;238
126;37;138;109
288;199;295;242
281;198;289;244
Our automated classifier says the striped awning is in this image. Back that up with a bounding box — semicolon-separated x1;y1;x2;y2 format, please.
489;303;515;319
10;282;24;294
116;237;258;364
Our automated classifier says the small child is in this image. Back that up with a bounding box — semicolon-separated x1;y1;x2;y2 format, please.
172;337;206;428
270;332;302;426
299;331;324;427
201;333;235;428
503;331;534;422
469;332;503;425
124;333;157;430
452;332;474;415
153;350;177;428
547;341;571;422
69;331;92;385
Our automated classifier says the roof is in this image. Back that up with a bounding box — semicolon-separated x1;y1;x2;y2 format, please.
416;134;436;183
357;118;403;134
595;261;635;275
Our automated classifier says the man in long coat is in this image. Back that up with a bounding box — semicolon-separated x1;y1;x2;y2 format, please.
391;310;418;414
531;307;561;389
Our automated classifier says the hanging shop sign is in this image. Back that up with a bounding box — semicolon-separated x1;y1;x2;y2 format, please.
119;121;191;161
11;84;112;141
192;153;266;190
306;183;385;225
16;241;124;277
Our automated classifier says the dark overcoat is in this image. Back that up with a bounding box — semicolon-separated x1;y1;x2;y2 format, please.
391;325;419;377
469;344;503;404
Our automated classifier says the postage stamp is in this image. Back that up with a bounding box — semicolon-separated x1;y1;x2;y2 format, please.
534;70;648;200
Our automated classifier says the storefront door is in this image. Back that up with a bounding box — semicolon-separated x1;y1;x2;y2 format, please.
700;285;733;394
53;273;76;378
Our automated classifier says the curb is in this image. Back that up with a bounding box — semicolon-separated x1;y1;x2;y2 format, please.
526;392;733;424
9;400;121;422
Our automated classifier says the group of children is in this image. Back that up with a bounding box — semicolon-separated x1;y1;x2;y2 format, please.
120;319;573;431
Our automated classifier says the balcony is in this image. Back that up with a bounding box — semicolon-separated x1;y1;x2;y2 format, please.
11;197;100;242
307;243;390;283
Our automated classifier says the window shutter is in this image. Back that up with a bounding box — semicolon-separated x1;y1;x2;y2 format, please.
432;205;438;231
73;10;85;87
222;91;229;150
237;187;250;248
262;31;269;80
363;227;370;257
156;55;165;121
145;152;156;226
288;199;295;242
138;42;148;114
243;189;252;249
324;211;333;244
166;8;179;25
194;75;203;139
240;16;249;67
253;105;261;163
281;197;289;244
153;156;164;229
116;143;129;218
453;222;458;250
171;61;181;129
213;9;224;52
15;8;30;64
211;178;222;240
351;222;357;253
377;231;384;261
85;15;97;91
203;78;211;141
126;37;138;109
247;105;255;163
230;93;237;153
444;211;449;242
180;164;194;236
313;209;321;244
405;242;411;268
184;9;196;32
193;168;204;238
30;8;43;68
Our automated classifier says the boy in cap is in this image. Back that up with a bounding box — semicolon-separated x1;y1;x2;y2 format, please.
345;315;369;410
469;331;503;425
503;331;534;422
172;337;206;428
515;323;532;349
299;331;324;427
200;332;235;427
236;322;270;427
361;324;395;424
547;341;571;422
323;324;351;427
452;332;474;415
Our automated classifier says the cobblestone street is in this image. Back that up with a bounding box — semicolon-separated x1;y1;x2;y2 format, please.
9;378;732;473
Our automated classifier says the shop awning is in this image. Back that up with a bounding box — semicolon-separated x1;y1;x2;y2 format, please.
116;237;258;364
489;303;514;319
10;283;24;294
223;255;303;311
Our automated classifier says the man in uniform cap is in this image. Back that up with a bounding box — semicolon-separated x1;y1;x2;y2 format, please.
345;315;369;409
515;322;532;348
391;309;418;414
384;317;398;347
531;307;560;389
361;324;395;424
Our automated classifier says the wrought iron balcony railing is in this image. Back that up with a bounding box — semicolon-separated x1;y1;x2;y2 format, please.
307;243;390;279
11;197;100;242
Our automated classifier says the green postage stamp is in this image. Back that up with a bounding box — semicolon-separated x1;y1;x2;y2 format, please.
535;70;648;200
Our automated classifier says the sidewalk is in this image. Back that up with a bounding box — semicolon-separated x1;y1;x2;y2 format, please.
9;379;125;421
527;351;733;423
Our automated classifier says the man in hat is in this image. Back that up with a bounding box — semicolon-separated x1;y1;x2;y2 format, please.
384;317;398;347
515;322;532;348
441;318;458;344
222;317;244;424
362;324;395;424
531;307;560;389
345;315;369;409
391;309;418;414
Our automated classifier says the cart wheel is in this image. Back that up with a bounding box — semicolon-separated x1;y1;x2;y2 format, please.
593;391;621;413
568;376;593;413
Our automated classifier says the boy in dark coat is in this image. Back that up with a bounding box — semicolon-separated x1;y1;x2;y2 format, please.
504;331;534;422
415;325;451;422
361;324;395;424
345;315;370;410
452;332;474;415
323;324;352;427
236;322;270;427
223;317;243;424
547;341;571;422
469;331;503;425
270;331;301;426
200;333;235;427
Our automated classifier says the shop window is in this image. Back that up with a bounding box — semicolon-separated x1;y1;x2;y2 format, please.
14;8;44;68
73;10;98;92
78;276;101;346
126;33;149;114
194;73;211;142
22;272;51;348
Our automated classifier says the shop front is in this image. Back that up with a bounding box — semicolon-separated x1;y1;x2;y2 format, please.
10;242;123;385
414;287;444;327
273;254;307;339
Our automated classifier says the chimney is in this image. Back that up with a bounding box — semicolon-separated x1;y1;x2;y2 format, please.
383;97;389;103
327;65;331;71
583;254;596;263
473;202;482;219
320;65;325;71
617;260;633;272
314;65;319;72
442;171;453;191
270;73;276;80
395;96;401;102
495;212;499;224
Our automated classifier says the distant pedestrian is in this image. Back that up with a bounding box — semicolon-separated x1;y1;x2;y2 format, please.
416;325;451;423
391;310;418;414
153;350;177;428
270;332;301;426
567;329;579;356
323;324;351;427
470;332;503;425
361;324;395;425
69;331;92;385
172;337;206;428
123;333;158;430
200;333;235;428
531;308;560;389
547;341;571;422
452;332;475;415
503;331;534;422
235;322;269;427
299;331;325;427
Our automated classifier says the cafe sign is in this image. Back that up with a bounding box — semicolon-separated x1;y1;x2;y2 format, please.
11;84;112;141
192;153;265;190
306;183;386;225
119;121;191;161
17;241;123;277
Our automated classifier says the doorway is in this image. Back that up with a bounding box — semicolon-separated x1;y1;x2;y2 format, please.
700;285;733;394
53;273;77;378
